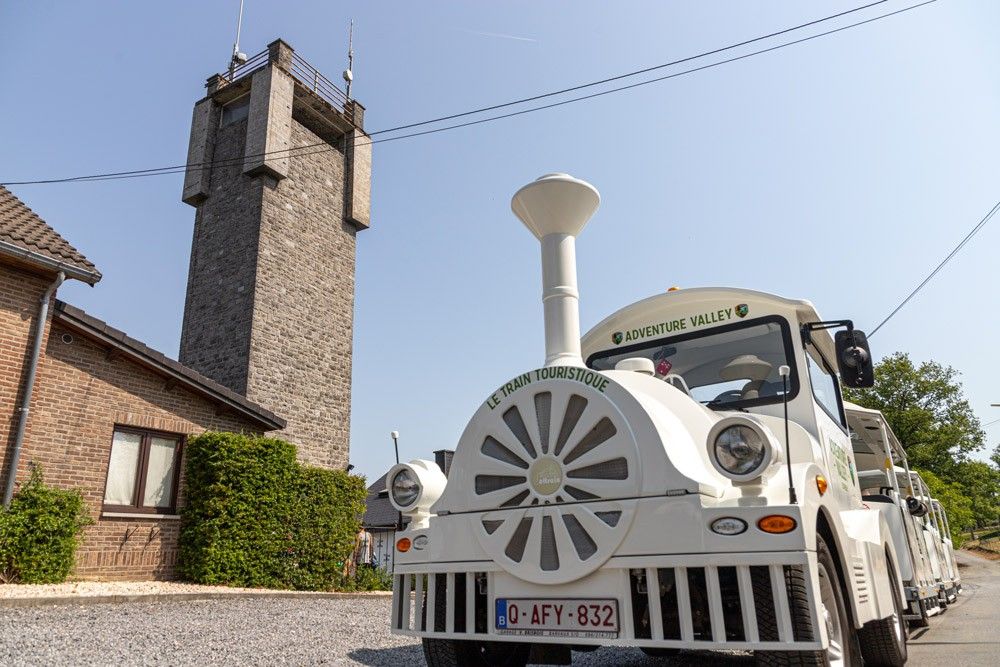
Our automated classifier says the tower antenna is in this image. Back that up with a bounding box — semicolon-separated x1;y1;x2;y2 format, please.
343;19;355;99
229;0;248;78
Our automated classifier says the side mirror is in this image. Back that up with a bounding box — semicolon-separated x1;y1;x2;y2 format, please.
906;496;929;517
835;329;874;388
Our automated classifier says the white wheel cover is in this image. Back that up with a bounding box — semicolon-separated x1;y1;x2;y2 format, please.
471;379;641;584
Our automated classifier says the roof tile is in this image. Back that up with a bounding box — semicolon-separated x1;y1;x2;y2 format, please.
0;185;101;282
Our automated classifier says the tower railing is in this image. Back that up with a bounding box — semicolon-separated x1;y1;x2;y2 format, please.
225;49;269;82
289;53;352;112
219;48;355;124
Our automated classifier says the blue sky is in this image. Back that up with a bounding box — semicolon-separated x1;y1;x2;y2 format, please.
1;1;997;482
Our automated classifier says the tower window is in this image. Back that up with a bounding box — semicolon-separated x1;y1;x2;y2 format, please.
221;97;250;127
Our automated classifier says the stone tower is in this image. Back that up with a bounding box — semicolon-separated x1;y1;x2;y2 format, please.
179;39;370;469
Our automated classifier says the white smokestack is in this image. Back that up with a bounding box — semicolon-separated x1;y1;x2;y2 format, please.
511;173;600;367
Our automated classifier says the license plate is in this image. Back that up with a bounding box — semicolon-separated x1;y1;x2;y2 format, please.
495;598;619;637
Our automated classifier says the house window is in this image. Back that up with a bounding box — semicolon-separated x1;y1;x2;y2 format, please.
103;427;183;514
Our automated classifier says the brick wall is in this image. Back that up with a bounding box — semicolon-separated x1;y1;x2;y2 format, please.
0;263;51;495
2;262;265;579
246;120;355;470
179;65;358;470
178;117;263;395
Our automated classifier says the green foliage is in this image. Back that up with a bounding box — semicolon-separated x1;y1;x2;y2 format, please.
844;352;984;472
0;466;92;584
346;565;394;592
846;352;1000;536
179;432;366;591
916;469;973;547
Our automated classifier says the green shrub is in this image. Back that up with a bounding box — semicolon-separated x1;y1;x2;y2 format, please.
347;564;394;592
0;466;92;584
179;432;366;591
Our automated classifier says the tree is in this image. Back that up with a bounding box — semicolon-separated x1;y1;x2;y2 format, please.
958;461;1000;531
845;352;1000;539
844;352;984;473
917;469;973;546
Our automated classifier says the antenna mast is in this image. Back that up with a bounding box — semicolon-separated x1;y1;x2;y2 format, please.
229;0;247;78
343;20;355;99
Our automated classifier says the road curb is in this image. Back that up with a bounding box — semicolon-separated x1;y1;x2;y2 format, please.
0;590;393;608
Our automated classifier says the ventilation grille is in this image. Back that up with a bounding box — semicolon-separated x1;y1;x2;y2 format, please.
394;562;820;648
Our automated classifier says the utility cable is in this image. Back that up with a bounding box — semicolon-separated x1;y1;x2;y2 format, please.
363;0;889;137
869;197;1000;337
1;0;935;186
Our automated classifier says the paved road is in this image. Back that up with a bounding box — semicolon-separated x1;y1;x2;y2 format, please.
905;549;1000;666
0;551;995;665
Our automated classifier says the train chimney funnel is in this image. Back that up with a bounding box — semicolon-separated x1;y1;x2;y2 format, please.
511;173;600;367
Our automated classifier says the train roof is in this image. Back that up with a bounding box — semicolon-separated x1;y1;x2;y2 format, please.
843;402;907;461
581;287;835;362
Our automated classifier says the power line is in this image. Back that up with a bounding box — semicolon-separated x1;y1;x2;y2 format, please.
364;0;890;137
869;197;1000;337
1;0;936;187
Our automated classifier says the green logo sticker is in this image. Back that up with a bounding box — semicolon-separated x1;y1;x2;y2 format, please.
612;331;623;345
735;304;749;318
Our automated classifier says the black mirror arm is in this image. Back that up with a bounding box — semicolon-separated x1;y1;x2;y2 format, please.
801;319;856;345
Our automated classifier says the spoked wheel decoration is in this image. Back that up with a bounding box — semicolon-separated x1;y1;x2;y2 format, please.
472;385;641;584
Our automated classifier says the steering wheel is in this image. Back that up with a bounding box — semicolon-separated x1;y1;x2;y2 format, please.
709;389;744;404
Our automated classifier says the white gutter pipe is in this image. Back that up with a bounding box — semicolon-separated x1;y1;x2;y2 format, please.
3;271;64;507
511;173;600;367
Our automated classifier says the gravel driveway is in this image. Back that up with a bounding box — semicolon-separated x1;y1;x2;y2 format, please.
0;595;743;666
4;552;994;666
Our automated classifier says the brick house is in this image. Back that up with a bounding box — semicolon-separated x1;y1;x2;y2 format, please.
0;186;284;579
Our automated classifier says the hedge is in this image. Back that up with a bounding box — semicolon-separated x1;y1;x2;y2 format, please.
0;466;92;584
178;432;367;590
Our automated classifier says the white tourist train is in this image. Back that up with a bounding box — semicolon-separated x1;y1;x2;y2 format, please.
388;174;939;666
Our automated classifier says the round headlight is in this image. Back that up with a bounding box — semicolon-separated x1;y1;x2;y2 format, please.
391;469;420;507
714;425;766;476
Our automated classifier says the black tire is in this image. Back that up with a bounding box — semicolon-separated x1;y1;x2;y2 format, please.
756;534;860;666
857;554;907;666
422;638;530;667
641;647;682;658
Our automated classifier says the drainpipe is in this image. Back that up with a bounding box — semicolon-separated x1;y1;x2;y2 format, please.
3;271;64;507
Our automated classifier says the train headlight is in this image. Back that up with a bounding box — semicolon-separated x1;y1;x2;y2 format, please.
390;469;421;508
708;417;778;483
387;459;448;516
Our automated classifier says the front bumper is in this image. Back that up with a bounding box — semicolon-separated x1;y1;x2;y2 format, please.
391;550;826;651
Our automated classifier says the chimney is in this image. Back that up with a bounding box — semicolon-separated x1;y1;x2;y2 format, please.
434;449;454;477
511;173;600;367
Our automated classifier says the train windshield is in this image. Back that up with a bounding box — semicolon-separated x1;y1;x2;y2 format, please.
587;317;798;410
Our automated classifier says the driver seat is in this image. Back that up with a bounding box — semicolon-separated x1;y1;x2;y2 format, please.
720;354;773;401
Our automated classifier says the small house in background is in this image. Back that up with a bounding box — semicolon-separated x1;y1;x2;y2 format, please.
0;186;284;580
362;449;453;572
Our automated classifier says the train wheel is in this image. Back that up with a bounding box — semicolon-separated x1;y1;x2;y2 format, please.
756;534;860;666
857;553;907;666
422;638;530;667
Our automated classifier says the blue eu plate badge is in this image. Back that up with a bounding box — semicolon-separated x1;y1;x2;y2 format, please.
495;599;508;629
